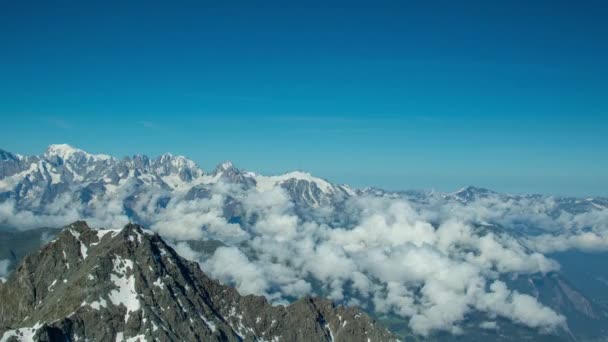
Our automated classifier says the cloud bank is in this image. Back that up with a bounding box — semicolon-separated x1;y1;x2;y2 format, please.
1;181;607;335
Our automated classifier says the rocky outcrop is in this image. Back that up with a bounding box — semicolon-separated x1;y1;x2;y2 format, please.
0;221;396;342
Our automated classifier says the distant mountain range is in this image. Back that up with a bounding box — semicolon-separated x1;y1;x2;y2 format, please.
0;144;356;212
1;145;608;341
1;144;605;221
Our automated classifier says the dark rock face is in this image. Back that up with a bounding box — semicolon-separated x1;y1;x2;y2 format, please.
0;221;396;342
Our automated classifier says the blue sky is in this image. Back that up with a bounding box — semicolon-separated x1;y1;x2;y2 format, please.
1;1;607;196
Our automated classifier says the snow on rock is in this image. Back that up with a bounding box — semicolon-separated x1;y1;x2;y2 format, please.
68;228;89;259
0;322;43;342
108;256;140;323
88;298;108;310
152;278;164;289
199;313;217;333
0;162;39;191
255;171;334;193
124;334;146;342
95;228;123;240
44;144;113;162
326;324;335;342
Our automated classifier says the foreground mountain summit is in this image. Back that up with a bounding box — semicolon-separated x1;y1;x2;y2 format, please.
0;221;396;342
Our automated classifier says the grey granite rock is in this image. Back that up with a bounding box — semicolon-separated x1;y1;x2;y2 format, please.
0;221;397;342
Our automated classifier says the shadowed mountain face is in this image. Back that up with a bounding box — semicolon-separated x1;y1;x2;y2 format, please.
0;221;396;342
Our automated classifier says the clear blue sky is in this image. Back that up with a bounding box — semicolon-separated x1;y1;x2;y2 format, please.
1;1;607;196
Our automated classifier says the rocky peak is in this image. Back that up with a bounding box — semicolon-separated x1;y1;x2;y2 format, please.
0;149;24;179
126;154;152;168
0;149;20;162
157;153;196;168
449;185;496;203
213;160;235;174
210;161;257;189
43;144;114;163
0;221;396;342
154;154;203;181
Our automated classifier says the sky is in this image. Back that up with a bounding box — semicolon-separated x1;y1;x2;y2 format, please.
1;0;607;196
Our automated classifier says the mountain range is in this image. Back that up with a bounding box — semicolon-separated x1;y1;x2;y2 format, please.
0;144;356;212
1;144;605;221
1;145;608;341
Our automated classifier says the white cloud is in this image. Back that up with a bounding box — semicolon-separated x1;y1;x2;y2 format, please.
0;259;10;282
475;281;566;330
2;175;606;336
479;321;498;330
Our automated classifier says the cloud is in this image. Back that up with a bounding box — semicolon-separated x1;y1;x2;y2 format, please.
527;209;608;253
475;281;565;331
150;195;248;242
0;198;82;230
194;192;566;335
139;121;159;129
0;259;10;282
2;175;606;335
46;118;72;129
170;242;201;262
479;321;498;330
203;246;270;296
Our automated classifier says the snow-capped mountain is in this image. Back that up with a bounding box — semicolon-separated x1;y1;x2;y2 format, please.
0;144;355;213
2;145;608;340
2;144;605;219
446;185;608;215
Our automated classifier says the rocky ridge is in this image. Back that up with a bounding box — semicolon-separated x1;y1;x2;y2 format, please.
0;221;396;342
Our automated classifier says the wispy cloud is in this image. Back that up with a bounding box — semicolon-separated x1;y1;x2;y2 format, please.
183;92;271;103
139;120;159;129
270;115;367;124
46;118;72;129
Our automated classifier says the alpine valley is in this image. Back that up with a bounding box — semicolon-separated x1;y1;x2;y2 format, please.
1;145;608;341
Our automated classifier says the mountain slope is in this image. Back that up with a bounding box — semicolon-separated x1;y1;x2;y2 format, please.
0;221;396;342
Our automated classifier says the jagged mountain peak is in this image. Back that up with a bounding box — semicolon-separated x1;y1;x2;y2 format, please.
0;149;20;162
4;145;605;218
453;185;494;194
0;146;362;209
214;160;236;173
157;153;198;169
449;185;497;202
44;144;114;162
0;221;397;342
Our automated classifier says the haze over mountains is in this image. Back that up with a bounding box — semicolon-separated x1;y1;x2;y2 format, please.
1;145;608;340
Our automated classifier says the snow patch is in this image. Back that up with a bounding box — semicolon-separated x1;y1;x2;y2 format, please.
325;324;335;342
153;278;164;289
0;322;43;342
108;256;140;323
95;228;122;240
255;171;334;193
48;279;58;291
45;144;113;162
124;334;146;342
199;313;217;332
88;298;108;310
